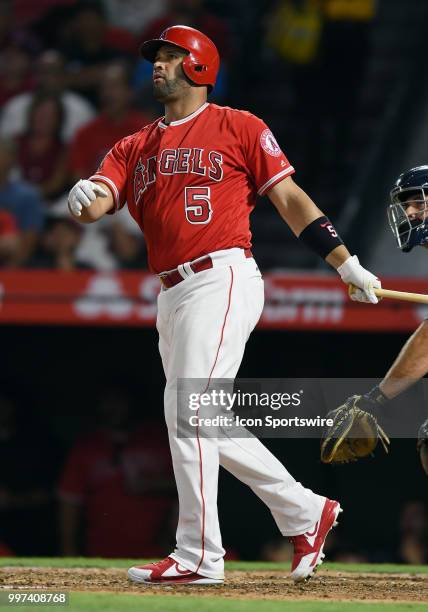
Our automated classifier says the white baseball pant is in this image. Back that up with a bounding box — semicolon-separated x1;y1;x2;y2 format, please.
156;248;325;579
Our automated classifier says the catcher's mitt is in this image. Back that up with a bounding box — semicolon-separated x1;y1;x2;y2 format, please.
321;395;390;464
417;418;428;475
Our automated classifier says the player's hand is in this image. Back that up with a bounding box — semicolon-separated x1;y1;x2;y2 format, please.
337;255;381;304
68;179;108;217
320;394;390;464
417;418;428;476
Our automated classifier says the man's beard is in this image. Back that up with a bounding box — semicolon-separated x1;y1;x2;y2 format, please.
153;76;182;102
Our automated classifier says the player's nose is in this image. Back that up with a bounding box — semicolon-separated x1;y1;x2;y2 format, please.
153;58;165;70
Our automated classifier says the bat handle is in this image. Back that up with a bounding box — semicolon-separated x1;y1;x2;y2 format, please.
347;283;380;300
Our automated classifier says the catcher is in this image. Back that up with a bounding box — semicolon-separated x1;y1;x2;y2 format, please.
321;166;428;472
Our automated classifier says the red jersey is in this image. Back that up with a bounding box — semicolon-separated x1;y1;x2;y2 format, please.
90;102;294;273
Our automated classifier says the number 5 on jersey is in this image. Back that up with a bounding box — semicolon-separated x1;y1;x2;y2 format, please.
185;186;212;224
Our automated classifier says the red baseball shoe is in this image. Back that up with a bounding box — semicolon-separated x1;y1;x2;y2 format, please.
289;498;342;582
128;557;223;585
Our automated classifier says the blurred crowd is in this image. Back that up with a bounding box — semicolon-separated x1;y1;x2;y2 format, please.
0;0;239;271
0;0;377;272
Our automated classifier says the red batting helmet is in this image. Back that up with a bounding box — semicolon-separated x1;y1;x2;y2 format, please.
140;25;220;91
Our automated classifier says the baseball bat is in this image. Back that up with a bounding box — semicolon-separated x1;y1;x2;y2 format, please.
349;284;428;305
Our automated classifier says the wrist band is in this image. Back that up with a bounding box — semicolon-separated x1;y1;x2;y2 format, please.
298;216;343;259
366;385;388;405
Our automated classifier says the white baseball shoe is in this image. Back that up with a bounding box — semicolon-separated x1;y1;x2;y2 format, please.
289;498;342;582
128;557;224;585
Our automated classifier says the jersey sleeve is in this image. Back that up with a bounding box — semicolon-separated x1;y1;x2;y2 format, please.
89;136;132;212
240;113;295;197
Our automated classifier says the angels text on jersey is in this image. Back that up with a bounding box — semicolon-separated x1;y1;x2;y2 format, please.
133;147;224;205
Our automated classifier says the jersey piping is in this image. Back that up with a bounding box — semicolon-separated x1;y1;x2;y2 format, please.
258;166;295;196
90;174;122;210
158;102;210;129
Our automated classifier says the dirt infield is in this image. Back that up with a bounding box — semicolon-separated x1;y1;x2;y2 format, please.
1;567;427;603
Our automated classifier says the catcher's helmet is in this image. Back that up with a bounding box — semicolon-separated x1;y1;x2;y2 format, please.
140;25;220;91
388;165;428;252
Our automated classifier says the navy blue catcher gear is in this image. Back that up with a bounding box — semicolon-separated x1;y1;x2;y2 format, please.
388;165;428;252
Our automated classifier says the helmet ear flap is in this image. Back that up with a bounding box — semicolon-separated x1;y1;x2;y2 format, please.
181;55;200;85
182;54;214;91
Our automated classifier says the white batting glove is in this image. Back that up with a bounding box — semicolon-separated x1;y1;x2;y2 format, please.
337;255;381;304
68;179;108;217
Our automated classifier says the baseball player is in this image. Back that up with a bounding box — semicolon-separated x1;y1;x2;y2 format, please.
321;166;428;470
67;26;381;584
